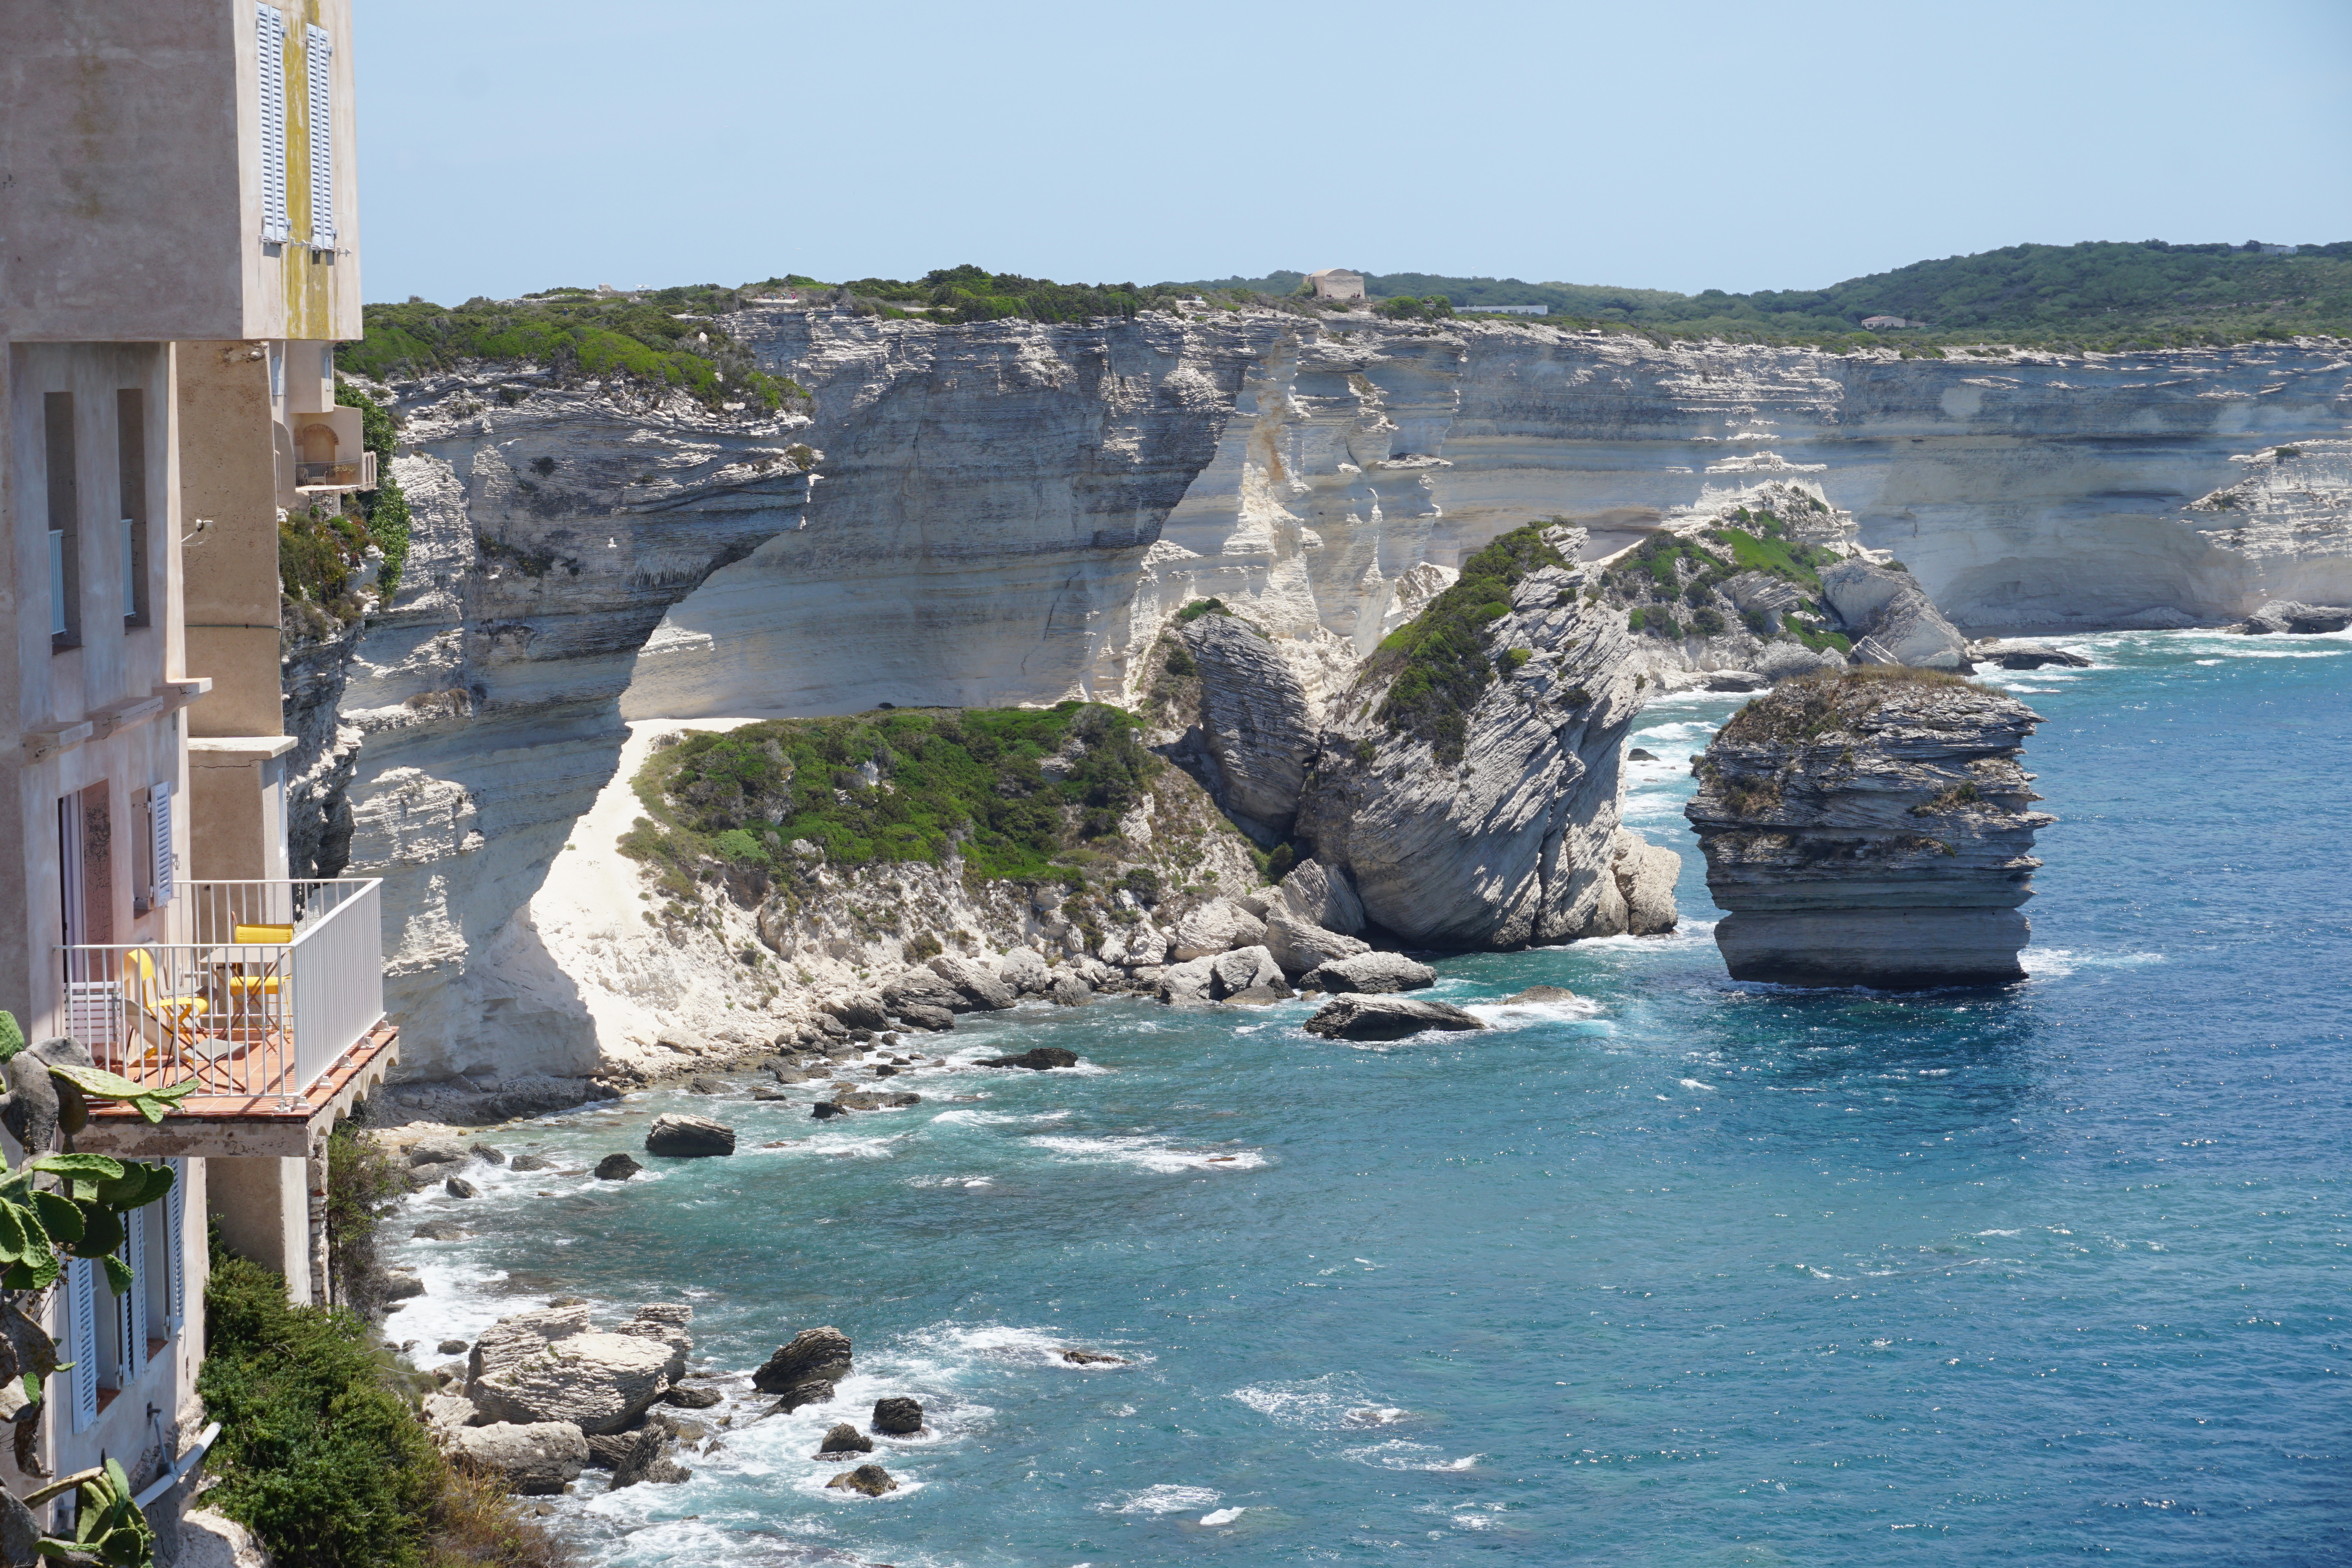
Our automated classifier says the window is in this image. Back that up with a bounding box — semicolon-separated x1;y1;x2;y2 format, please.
135;783;175;913
145;1159;188;1335
44;393;79;650
305;24;336;249
118;388;148;626
65;1259;98;1433
256;5;290;244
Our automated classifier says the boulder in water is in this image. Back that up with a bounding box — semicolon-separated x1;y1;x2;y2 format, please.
509;1154;553;1172
2235;600;2352;635
827;1463;898;1496
753;1326;853;1409
1170;899;1268;961
1300;951;1435;994
466;1305;677;1434
644;1114;736;1158
444;1176;479;1199
662;1384;722;1409
1819;559;1972;671
1502;985;1578;1004
816;1422;873;1457
979;1047;1080;1071
593;1153;642;1181
1303;994;1487;1041
871;1396;925;1435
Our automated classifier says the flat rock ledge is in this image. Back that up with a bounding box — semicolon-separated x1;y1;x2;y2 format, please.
1685;668;2054;989
1302;994;1486;1041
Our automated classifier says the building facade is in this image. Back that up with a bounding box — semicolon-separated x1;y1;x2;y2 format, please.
0;0;394;1519
1307;268;1367;302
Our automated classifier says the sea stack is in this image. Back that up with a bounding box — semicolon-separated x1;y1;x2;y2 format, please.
1684;669;2053;988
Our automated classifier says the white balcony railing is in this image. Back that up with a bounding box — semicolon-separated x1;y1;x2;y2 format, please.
59;880;385;1099
294;450;376;491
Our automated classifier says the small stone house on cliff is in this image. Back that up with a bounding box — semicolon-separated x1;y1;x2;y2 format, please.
1308;268;1367;302
0;0;396;1524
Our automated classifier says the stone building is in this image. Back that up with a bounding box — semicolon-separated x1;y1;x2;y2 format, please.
1307;268;1367;302
0;0;396;1522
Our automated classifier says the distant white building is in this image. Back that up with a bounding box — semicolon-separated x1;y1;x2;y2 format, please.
1307;268;1365;302
1861;314;1924;330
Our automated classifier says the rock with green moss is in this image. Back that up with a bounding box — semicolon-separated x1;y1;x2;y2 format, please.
1684;669;2052;988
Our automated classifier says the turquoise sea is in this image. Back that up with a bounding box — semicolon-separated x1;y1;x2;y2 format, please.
386;626;2351;1567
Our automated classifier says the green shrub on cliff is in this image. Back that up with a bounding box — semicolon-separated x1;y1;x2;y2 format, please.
339;287;804;413
1368;523;1568;764
623;703;1161;890
202;1240;570;1568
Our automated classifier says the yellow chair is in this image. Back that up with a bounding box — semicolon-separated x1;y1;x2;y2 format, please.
122;948;210;1076
225;923;293;999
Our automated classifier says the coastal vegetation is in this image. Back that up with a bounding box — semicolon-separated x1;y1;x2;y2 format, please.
202;1240;570;1568
619;704;1162;893
827;265;1165;324
280;385;412;634
1367;523;1568;764
336;287;805;412
1599;507;1855;654
1719;666;1981;746
1175;240;2352;350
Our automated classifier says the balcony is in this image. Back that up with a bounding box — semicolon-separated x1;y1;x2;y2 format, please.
62;880;398;1156
295;449;377;492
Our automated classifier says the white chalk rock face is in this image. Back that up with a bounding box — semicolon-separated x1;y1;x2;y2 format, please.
1272;860;1366;935
1178;610;1318;840
1262;912;1371;977
1609;829;1682;937
1297;526;1653;948
1820;559;1970;670
308;315;2351;1087
1169;899;1268;962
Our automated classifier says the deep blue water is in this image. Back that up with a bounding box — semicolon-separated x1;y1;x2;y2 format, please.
389;627;2351;1567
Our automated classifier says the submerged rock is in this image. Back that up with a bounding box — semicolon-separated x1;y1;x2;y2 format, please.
1502;984;1578;1004
1302;995;1486;1040
662;1384;723;1410
644;1114;736;1158
509;1154;553;1172
979;1047;1081;1071
1972;641;2092;669
1058;1348;1127;1366
1684;668;2054;988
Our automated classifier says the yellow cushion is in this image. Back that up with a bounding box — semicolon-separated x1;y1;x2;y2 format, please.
233;923;294;945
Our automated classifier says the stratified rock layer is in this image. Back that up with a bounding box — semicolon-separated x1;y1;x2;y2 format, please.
1685;670;2054;988
1295;524;1656;948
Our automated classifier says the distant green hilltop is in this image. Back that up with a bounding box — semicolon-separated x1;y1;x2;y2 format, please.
1180;240;2352;350
344;242;2352;393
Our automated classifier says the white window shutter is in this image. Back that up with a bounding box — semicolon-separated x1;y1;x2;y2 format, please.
164;1159;186;1329
149;782;175;908
118;1209;148;1382
256;6;290;243
305;25;335;248
67;1259;98;1434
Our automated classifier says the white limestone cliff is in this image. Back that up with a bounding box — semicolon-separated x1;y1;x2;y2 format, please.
315;313;2352;1079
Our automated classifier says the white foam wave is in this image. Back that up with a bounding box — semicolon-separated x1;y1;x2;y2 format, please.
1231;1373;1401;1430
902;1320;1145;1372
1463;996;1603;1030
1199;1506;1248;1526
1105;1485;1220;1515
927;1107;1069;1126
2021;947;2166;978
1341;1438;1482;1472
1025;1134;1267;1173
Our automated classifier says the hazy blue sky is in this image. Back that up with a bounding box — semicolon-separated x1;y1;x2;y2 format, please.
355;0;2352;306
